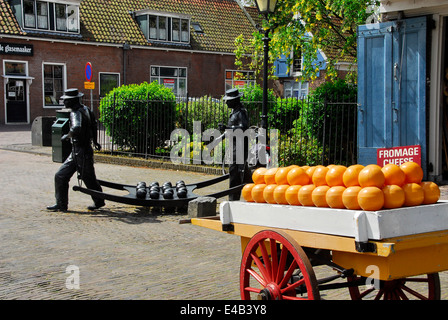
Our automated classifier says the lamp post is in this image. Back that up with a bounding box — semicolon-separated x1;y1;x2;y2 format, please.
254;0;278;130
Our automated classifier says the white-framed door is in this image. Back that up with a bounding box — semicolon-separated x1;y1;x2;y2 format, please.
3;60;33;124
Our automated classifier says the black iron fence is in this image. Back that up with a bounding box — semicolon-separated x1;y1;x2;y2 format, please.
93;94;358;167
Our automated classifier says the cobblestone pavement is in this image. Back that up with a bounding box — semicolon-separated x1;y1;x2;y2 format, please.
1;125;448;300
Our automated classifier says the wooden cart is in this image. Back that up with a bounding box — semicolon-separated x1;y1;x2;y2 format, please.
189;200;448;300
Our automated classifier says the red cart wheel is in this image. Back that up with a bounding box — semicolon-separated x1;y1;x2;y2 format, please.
347;273;441;300
240;230;320;300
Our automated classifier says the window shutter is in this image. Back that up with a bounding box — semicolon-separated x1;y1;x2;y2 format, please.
274;54;290;78
313;50;326;77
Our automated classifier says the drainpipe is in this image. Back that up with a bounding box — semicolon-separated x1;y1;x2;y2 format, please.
122;42;130;85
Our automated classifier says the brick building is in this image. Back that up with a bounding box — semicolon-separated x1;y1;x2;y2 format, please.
0;0;261;124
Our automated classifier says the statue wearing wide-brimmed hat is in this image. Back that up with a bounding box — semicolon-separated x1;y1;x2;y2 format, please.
60;88;84;100
47;88;105;212
219;88;252;200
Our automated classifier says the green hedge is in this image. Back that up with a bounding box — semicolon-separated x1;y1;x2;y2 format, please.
99;81;176;155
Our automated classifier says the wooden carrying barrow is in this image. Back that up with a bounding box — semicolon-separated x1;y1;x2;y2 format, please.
190;200;448;300
73;174;243;207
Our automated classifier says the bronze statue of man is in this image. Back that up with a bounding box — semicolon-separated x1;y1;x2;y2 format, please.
220;88;252;200
47;88;105;212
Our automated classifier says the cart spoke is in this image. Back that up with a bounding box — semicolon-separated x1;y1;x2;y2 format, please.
276;245;288;283
280;277;305;294
282;295;309;301
401;284;428;300
390;290;399;300
396;288;409;300
269;239;278;281
374;288;384;300
279;260;298;289
258;240;272;281
244;286;261;294
247;268;267;287
250;252;271;283
358;286;375;299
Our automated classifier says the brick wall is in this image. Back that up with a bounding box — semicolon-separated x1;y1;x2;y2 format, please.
1;38;238;124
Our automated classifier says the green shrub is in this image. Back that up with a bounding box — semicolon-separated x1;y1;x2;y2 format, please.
176;96;229;133
99;81;176;155
276;80;357;166
305;79;357;140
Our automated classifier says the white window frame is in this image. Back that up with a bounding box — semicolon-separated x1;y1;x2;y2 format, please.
290;49;303;77
24;0;50;29
225;69;256;91
283;80;309;98
21;0;80;34
2;59;33;124
150;65;187;97
42;62;67;108
99;72;120;98
135;10;190;44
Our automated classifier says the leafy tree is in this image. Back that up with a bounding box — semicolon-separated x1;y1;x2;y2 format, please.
235;0;379;81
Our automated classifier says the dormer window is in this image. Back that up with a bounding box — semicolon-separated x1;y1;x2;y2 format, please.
17;0;80;33
24;1;47;29
135;10;190;44
192;22;203;34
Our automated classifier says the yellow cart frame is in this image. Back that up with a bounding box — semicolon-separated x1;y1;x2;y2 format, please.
190;202;448;300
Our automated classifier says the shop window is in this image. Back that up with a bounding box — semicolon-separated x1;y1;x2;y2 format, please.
99;73;120;98
5;61;27;76
43;63;65;107
225;70;255;91
150;66;187;96
136;12;190;44
4;61;27;101
19;0;79;33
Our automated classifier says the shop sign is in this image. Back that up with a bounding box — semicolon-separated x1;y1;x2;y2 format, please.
377;145;421;166
84;82;95;90
0;42;33;56
234;80;246;87
163;79;175;89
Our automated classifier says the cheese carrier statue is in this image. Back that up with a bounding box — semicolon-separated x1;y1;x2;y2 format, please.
47;88;105;212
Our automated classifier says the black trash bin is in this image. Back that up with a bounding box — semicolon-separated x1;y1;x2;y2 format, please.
51;114;71;163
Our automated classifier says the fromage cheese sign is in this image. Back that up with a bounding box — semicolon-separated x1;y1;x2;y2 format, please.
377;145;421;166
0;42;33;56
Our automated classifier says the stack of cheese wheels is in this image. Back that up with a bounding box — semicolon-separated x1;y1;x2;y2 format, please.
240;162;440;211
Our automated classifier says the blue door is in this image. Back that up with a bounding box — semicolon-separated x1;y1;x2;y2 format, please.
357;17;427;174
